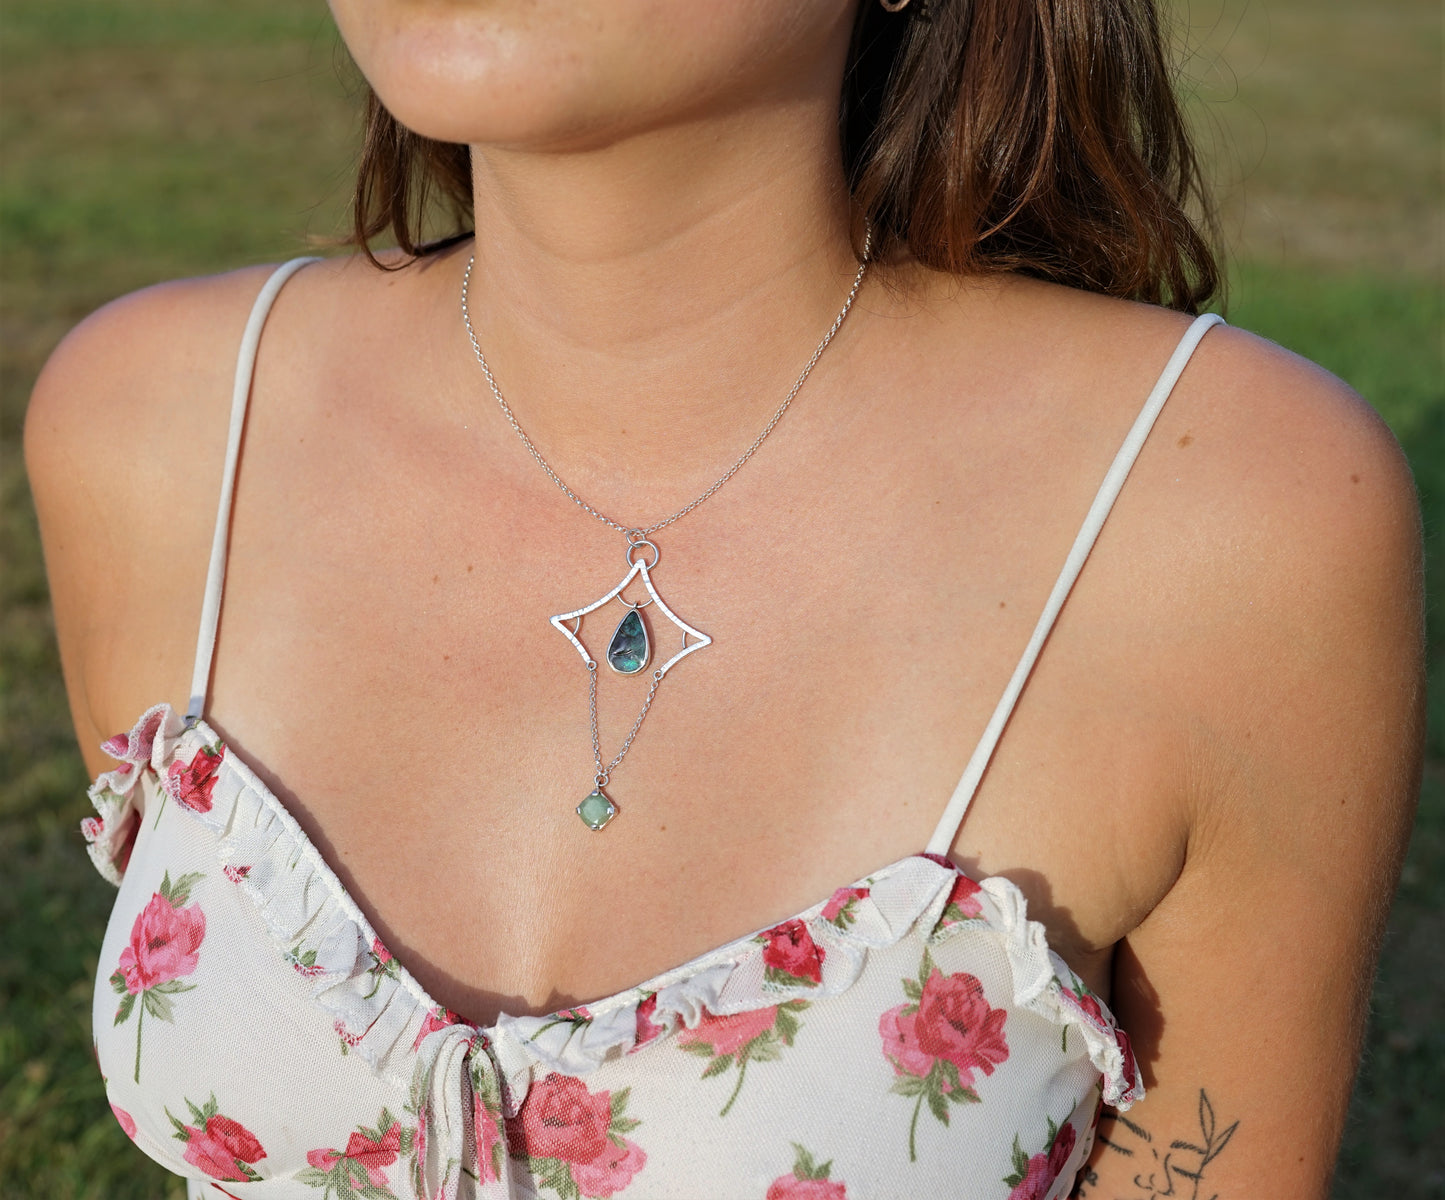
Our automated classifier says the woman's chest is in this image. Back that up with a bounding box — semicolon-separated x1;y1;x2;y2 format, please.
180;416;1191;1026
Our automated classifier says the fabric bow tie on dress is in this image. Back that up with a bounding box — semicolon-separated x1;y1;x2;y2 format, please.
410;1023;517;1200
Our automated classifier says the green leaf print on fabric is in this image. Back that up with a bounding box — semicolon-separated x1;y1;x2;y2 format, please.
298;1107;411;1200
287;943;325;978
766;1144;848;1199
505;1073;646;1199
166;1093;266;1182
1002;1116;1077;1200
878;948;1010;1161
362;937;400;1000
676;1000;809;1117
820;886;869;932
109;868;205;1083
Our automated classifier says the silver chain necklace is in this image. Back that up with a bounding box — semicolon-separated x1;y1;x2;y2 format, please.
460;231;872;830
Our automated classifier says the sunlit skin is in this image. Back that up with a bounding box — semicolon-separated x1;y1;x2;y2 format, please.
25;2;1422;1196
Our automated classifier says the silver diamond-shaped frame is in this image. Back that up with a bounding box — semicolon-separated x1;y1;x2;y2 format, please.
550;558;710;678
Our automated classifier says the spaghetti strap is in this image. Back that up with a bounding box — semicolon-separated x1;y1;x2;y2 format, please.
185;257;321;723
925;311;1225;856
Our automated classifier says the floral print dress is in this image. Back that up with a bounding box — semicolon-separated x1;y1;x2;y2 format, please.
87;705;1140;1200
84;261;1222;1200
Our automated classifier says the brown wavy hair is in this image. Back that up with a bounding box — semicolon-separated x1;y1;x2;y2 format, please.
346;0;1219;312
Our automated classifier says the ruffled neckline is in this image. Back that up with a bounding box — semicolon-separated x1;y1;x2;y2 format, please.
84;702;1143;1116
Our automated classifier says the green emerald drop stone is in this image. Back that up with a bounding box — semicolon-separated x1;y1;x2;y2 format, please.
576;790;618;831
606;608;650;675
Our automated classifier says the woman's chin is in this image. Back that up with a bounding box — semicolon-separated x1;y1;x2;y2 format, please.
331;0;850;151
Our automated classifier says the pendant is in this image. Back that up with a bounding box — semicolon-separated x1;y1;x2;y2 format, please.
550;541;710;681
576;789;618;831
552;537;711;830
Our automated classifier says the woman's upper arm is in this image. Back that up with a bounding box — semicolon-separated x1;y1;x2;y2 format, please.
1078;335;1425;1199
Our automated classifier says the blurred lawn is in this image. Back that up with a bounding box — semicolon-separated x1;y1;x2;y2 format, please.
1;1;1440;1196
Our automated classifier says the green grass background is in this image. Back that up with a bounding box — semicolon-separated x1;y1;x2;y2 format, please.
1;1;1440;1195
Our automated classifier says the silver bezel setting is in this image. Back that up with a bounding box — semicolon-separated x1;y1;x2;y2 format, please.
551;557;710;679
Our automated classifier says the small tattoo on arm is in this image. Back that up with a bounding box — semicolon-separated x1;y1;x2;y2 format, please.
1072;1089;1238;1200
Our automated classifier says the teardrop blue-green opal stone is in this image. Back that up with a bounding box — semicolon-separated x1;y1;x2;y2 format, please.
606;608;649;675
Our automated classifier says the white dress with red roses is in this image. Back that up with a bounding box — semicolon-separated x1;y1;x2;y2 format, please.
85;259;1222;1200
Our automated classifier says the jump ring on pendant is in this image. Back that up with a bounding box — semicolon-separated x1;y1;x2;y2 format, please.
585;658;598;671
595;772;609;788
625;538;660;569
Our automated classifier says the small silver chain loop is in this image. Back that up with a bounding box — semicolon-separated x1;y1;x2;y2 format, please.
460;229;872;539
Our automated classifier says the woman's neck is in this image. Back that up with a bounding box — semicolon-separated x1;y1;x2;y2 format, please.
448;95;872;502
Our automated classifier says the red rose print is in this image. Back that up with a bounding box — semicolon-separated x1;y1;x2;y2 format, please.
1005;1121;1078;1200
504;1070;644;1193
913;969;1010;1085
166;746;224;814
1006;1153;1054;1200
767;1144;847;1199
371;937;392;965
878;1004;936;1080
761;919;826;985
632;994;666;1052
473;1083;504;1184
1048;1121;1077;1177
110;1102;137;1139
222;864;251;884
942;874;984;921
118;892;205;993
81;816;104;840
181;1114;266;1181
411;1004;465;1051
510;1073;613;1165
882;950;1011;1161
341;1119;402;1187
821;886;868;923
676;1005;779;1058
110;872;207;1083
767;1178;848;1200
303;1111;404;1192
571;1136;647;1198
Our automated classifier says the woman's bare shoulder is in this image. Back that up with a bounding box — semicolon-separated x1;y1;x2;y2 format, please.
1067;282;1421;807
24;261;316;765
997;276;1418;572
25;263;286;503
